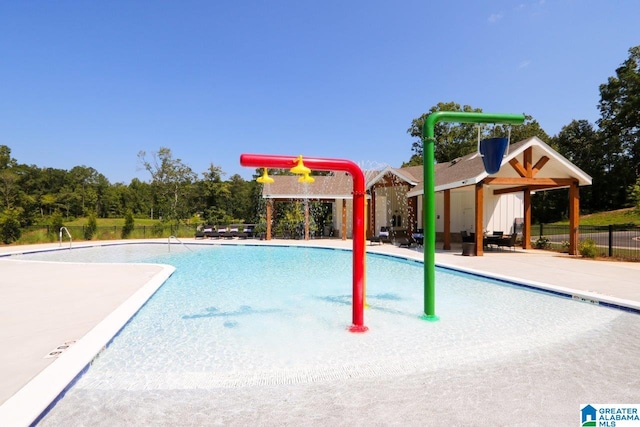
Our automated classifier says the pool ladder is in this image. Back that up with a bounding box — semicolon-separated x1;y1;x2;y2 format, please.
168;235;193;253
59;227;72;248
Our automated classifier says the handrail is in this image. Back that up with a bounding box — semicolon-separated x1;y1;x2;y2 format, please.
59;227;72;248
168;235;193;253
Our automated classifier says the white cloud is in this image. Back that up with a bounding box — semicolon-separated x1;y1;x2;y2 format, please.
488;12;504;23
519;60;532;69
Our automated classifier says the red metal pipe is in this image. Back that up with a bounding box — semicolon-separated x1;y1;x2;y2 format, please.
240;153;368;332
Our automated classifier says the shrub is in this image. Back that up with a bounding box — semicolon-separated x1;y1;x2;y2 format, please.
560;240;570;253
152;222;166;237
49;212;64;236
578;238;598;258
122;211;135;239
534;236;551;249
0;209;21;244
84;212;97;240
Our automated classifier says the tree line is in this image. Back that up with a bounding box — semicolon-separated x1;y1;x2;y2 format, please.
405;46;640;223
0;145;261;243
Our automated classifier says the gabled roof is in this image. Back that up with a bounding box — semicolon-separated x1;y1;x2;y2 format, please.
261;175;355;199
259;136;592;199
406;136;593;197
366;165;420;188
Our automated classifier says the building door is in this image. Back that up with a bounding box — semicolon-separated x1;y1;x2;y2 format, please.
375;194;387;233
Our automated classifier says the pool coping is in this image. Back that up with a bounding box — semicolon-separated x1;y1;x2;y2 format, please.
0;240;639;425
0;256;175;426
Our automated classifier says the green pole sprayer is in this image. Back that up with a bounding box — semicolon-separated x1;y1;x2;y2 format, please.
421;111;525;321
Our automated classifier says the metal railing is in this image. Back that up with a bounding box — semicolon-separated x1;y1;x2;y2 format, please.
534;223;640;261
168;235;193;253
59;227;72;248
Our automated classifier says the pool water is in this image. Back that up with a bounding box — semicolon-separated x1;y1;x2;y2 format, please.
22;244;623;391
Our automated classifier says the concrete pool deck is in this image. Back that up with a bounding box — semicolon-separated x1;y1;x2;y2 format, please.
0;238;639;425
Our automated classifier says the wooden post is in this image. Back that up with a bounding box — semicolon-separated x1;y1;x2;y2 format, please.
341;199;347;240
475;184;484;256
266;200;272;240
523;189;531;249
369;193;375;237
569;181;579;255
304;199;310;240
443;189;451;250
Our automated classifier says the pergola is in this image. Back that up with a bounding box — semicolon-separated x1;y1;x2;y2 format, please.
259;175;356;240
422;137;593;256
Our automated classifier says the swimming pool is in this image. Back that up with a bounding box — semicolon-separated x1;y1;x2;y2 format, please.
14;243;640;425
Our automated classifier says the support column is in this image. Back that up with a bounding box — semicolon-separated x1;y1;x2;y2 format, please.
569;181;580;255
368;194;374;237
266;200;272;240
342;199;347;240
304;199;310;240
443;189;451;250
523;189;531;249
474;184;484;256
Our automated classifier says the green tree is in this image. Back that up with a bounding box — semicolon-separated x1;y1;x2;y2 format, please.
597;45;640;207
405;104;550;165
138;147;197;224
406;102;483;164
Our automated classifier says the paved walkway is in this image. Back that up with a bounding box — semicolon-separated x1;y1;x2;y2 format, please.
0;239;638;425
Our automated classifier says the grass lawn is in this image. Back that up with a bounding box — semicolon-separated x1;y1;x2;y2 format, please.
552;207;640;226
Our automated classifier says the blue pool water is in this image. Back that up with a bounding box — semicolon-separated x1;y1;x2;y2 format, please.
21;242;640;426
21;243;625;392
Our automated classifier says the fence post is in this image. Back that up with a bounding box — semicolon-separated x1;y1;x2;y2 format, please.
608;224;613;257
540;223;543;238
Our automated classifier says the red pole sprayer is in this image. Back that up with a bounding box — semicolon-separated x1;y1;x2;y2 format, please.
240;153;368;333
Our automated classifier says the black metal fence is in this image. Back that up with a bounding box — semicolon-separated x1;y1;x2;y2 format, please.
535;223;640;261
20;224;199;243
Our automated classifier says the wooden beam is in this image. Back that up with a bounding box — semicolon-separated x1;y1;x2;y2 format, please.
475;183;484;256
508;158;527;177
492;184;573;195
484;177;577;186
524;147;533;177
443;189;451;250
569;182;580;255
531;156;550;177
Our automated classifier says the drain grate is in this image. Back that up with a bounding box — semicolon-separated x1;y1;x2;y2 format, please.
44;340;77;358
572;295;599;305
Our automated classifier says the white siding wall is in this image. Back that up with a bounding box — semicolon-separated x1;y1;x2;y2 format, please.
333;198;354;238
432;187;524;235
483;191;524;234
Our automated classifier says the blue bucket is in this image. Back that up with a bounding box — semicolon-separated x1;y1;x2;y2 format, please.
479;137;509;174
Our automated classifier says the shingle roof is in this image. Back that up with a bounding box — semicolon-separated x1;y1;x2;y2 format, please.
260;137;592;198
262;175;355;199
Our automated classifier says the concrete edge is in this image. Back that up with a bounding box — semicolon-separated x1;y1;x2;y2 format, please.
436;261;640;313
0;263;176;426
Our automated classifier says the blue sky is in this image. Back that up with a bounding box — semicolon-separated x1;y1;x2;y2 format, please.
1;1;638;184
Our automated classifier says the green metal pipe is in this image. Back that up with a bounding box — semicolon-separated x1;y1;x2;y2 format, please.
421;111;525;321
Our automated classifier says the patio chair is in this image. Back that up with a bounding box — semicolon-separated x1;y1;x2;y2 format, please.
368;226;391;245
412;229;424;246
497;233;518;251
461;230;475;243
